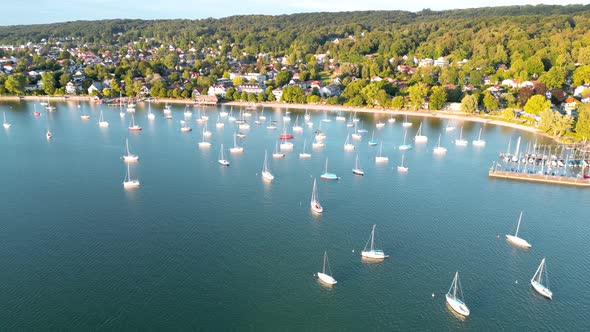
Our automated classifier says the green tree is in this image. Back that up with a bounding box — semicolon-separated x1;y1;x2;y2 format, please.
232;76;244;87
429;86;447;110
391;96;405;110
407;83;429;110
575;104;590;139
460;94;478;114
539;66;566;89
523;95;550;115
4;74;26;95
526;56;545;77
225;87;236;101
572;65;590;86
482;91;499;112
281;85;306;103
501;108;516;121
41;72;57;95
275;71;292;87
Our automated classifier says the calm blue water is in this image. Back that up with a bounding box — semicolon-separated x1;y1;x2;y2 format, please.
0;100;588;330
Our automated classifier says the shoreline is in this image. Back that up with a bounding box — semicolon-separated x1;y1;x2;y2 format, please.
0;95;554;141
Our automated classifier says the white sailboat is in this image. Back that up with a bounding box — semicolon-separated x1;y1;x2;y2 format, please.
258;110;266;120
273;141;285;158
202;122;212;137
218;144;230;166
45;100;56;112
361;224;388;260
352;154;365;176
304;109;310;121
388;114;396;123
312;136;325;149
123;138;139;162
198;127;211;148
98;110;109;127
351;128;362;140
261;150;274;181
414;122;428;143
123;163;140;188
184;106;193;117
46;129;52;140
433;134;447;154
310;178;323;213
280;133;294;150
375;142;389;163
320;158;339;180
397;154;408;172
229;132;243;153
219;108;228;117
455;126;468;146
506;211;532;248
368;130;379;146
445;121;456;132
335;111;346;121
147;102;155;120
128;114;142;131
317;251;337;285
472;128;486;147
299;140;311;159
215;115;224;128
376;120;385;128
344;133;355;151
402;115;412;127
180;114;192;132
399;130;413;151
3;111;11;128
292;115;303;132
446;272;470;317
531;258;552;300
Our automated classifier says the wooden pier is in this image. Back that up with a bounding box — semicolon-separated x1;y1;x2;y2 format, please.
488;168;590;187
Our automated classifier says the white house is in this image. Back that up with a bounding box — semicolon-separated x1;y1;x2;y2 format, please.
208;84;229;97
434;57;449;67
87;81;102;95
574;84;590;97
501;78;520;89
65;81;77;94
320;85;341;97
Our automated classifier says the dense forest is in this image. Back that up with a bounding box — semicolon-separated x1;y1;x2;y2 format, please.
2;5;590;139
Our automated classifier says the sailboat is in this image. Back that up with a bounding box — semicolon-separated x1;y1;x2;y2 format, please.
195;109;205;123
122;163;140;187
180;114;192;132
228;108;236;122
445;121;456;132
414;122;428;143
80;105;90;120
361;224;388;260
202;122;212;137
304;109;310;121
215;115;224;128
46;129;52;140
344;133;355;151
147;102;155;120
433;134;447;154
352;154;365;176
128;114;142;131
219;108;228;117
280;131;294;150
261;150;274;181
320;158;339;180
317;251;337;285
335;111;346;121
229;132;243;153
399;130;413;151
394;152;407;173
455;126;468;146
376;120;385;128
506;212;532;248
198;127;211;148
312;136;325;149
45;100;56;112
368;130;378;146
531;258;553;300
310;178;323;213
123;138;139;162
163;104;172;115
33;105;41;117
258;109;266;120
273;141;285;158
375;142;389;163
299;140;311;159
402;115;412;127
472;128;486;147
97;110;109;127
3;111;11;128
218;144;230;166
292;115;303;132
184;106;193;117
321;111;331;123
388;114;396;123
351;128;362;140
446;272;470;317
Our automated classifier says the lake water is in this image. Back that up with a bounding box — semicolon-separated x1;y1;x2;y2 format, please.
0;100;588;330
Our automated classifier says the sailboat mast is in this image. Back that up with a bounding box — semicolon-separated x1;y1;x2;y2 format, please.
453;272;458;298
323;251;327;274
515;212;523;236
371;224;375;251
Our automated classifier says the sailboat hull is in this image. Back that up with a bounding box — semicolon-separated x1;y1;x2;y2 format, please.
361;250;388;260
311;201;323;213
506;235;532;248
123;180;140;187
531;281;553;299
317;272;337;285
262;171;274;181
352;168;365;176
397;166;408;172
446;294;470;316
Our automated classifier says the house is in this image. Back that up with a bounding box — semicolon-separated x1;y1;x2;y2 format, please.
581;94;590;104
272;88;283;100
320;85;341;98
65;81;77;94
501;78;520;89
192;87;204;97
87;81;103;95
237;83;265;95
397;65;415;76
208;84;230;97
370;76;383;82
563;97;581;113
418;58;434;67
574;84;590;97
434;57;449;67
194;95;218;105
292;73;300;81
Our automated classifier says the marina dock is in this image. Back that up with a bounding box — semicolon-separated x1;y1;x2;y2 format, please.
488;168;590;187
